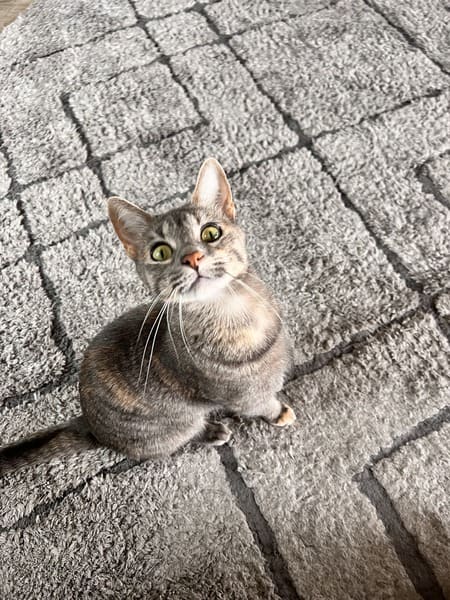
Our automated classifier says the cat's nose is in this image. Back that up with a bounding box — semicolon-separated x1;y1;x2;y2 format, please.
182;250;204;270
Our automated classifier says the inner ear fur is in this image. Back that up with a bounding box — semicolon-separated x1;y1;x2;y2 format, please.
192;157;235;220
107;196;152;260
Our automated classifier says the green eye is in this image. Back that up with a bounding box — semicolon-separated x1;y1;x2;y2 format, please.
151;243;173;262
201;224;222;243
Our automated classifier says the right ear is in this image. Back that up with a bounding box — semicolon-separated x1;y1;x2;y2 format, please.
107;196;153;260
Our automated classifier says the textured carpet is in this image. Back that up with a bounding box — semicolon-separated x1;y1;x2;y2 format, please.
0;1;449;598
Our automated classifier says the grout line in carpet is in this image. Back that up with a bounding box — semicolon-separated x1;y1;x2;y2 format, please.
6;24;139;71
415;163;450;212
217;444;303;600
196;1;427;294
354;468;447;600
362;0;450;76
364;405;450;468
430;300;450;344
313;87;448;141
128;0;208;125
60;93;111;199
3;0;223;72
1;371;80;413
193;11;450;597
0;130;78;380
287;302;430;382
0;457;142;533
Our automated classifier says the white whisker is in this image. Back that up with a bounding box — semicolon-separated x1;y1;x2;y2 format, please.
143;299;169;396
139;301;168;383
136;287;169;346
178;299;196;364
166;291;180;363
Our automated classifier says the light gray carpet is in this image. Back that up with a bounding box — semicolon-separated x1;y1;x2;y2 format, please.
0;0;449;598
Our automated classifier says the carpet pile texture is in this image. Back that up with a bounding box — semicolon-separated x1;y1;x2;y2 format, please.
0;0;449;598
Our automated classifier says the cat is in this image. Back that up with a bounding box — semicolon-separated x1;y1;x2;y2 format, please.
0;158;296;475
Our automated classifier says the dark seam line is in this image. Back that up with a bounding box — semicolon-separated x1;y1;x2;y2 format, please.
95;120;207;164
0;123;204;196
5;86;447;197
287;302;428;383
365;405;450;468
67;55;163;94
0;457;141;533
127;0;208;124
217;444;303;600
286;287;450;387
354;468;446;600
195;13;450;598
0;130;77;379
415;163;450;212
197;3;426;296
149;14;308;58
59;93;110;199
1;371;79;413
3;0;225;73
314;87;449;141
131;0;222;25
318;174;424;293
363;0;450;76
430;298;450;344
194;5;310;147
5;24;139;71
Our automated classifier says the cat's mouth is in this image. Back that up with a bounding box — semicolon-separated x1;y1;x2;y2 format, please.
186;273;212;293
181;272;230;301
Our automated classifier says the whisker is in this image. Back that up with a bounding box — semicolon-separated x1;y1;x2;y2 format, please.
143;297;171;396
139;301;168;383
178;299;196;364
166;291;180;364
136;286;169;346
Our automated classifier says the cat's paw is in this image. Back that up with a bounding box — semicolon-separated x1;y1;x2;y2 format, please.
271;403;296;427
202;422;232;446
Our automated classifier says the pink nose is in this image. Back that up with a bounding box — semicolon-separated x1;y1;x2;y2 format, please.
182;250;204;270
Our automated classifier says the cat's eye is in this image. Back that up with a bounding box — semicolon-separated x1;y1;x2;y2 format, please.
151;243;173;262
201;223;222;243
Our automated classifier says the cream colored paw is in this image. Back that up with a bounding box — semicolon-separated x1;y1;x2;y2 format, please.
272;404;296;427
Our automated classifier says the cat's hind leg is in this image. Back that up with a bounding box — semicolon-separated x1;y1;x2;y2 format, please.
271;403;296;427
236;395;296;428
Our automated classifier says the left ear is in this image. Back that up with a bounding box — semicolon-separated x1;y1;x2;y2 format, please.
191;157;235;220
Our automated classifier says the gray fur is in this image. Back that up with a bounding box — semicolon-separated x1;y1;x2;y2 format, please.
79;159;294;459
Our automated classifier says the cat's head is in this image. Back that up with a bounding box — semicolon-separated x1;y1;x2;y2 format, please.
107;158;248;303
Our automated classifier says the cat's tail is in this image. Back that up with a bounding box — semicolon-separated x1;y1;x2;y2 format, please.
0;416;99;477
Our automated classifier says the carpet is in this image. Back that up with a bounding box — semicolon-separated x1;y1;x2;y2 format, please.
0;0;449;598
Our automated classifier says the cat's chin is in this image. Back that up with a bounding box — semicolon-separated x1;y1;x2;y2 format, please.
181;273;232;303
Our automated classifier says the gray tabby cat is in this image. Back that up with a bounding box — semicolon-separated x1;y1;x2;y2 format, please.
0;158;295;474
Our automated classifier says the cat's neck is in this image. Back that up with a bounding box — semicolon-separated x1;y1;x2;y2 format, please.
182;268;279;334
163;268;282;369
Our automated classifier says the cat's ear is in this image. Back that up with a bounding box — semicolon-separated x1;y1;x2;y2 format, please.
192;158;235;220
107;196;152;260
